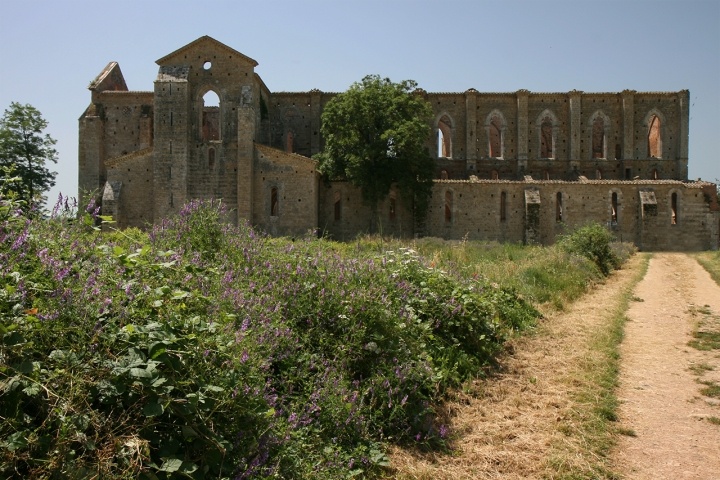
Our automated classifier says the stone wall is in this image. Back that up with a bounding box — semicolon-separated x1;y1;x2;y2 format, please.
252;144;319;237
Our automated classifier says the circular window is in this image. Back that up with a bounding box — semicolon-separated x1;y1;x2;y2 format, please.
203;61;212;70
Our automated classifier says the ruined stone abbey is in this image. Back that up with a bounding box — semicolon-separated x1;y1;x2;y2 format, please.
79;36;719;250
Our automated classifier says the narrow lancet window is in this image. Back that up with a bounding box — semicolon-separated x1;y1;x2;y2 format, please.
671;192;678;225
445;190;453;224
556;192;563;222
438;115;452;158
489;115;503;158
540;116;554;159
611;192;618;224
201;90;221;142
500;191;507;222
648;114;661;158
334;191;341;221
271;187;279;216
592;116;605;159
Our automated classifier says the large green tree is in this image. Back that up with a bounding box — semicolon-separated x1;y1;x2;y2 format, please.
0;102;58;208
315;75;434;229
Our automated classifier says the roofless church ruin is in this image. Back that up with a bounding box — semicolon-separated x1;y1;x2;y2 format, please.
79;36;719;250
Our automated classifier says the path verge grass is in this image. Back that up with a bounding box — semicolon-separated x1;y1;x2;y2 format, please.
547;253;650;479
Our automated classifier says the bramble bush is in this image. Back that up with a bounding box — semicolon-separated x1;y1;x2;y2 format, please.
0;198;541;478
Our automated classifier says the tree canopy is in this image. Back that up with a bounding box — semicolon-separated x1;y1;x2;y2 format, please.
315;75;434;227
0;102;58;208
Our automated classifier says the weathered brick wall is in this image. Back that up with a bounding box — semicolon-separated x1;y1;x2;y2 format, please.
423;179;718;250
253;145;318;237
104;150;154;229
318;182;415;240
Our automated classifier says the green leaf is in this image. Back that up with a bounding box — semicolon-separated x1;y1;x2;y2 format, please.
143;402;164;417
4;431;28;451
158;457;183;472
129;367;153;378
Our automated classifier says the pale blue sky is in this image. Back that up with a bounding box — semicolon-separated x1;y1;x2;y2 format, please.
1;0;718;206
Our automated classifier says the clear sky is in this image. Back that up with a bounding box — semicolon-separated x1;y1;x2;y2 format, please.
1;0;718;206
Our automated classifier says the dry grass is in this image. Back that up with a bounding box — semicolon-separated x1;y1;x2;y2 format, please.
385;254;648;479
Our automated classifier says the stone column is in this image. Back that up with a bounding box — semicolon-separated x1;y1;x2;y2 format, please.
569;90;582;162
310;89;322;156
517;90;529;171
622;90;635;160
236;89;255;223
465;88;477;164
678;90;689;180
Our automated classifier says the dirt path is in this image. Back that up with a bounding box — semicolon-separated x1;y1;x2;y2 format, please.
390;253;720;479
614;253;720;480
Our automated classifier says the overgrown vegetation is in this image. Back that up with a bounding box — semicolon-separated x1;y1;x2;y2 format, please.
0;198;630;478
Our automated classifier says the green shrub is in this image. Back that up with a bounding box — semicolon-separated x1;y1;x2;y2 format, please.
559;223;620;276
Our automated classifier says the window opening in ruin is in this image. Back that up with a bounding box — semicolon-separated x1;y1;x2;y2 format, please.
389;194;396;221
208;147;215;168
611;192;618;224
334;191;341;221
201;90;221;142
596;169;602;180
285;131;294;153
592;115;606;159
653;168;659;180
445;190;453;224
489;115;503;158
440;170;448;180
556;192;563;222
491;170;499;180
671;192;678;225
625;168;632;180
271;187;279;217
540;116;554;159
500;191;507;222
648;114;661;158
203;61;212;70
437;115;452;158
615;143;622;160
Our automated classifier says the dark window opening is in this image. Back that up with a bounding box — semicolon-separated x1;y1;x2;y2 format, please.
671;192;678;225
445;191;453;224
500;191;507;222
208;148;215;168
540;116;554;159
556;192;563;222
592;116;605;159
334;191;341;221
611;192;618;224
271;187;279;217
389;196;396;221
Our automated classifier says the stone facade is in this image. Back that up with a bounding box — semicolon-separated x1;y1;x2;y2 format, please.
79;36;719;250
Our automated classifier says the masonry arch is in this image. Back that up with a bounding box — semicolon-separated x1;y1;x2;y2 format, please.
536;109;559;159
643;109;665;159
588;110;610;159
485;110;507;159
198;88;221;142
436;113;454;158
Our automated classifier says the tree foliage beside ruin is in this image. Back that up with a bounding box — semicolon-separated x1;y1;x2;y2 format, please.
315;75;434;227
0;102;58;209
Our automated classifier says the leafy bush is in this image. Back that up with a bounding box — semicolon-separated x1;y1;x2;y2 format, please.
0;199;541;479
559;223;621;276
